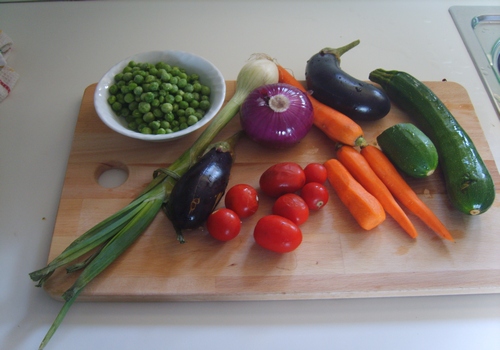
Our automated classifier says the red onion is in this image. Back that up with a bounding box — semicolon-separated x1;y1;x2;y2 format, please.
240;83;314;148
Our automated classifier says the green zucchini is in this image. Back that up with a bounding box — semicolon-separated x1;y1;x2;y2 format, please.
369;69;495;215
377;123;438;178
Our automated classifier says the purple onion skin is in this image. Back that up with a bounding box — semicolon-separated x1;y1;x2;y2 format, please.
240;83;314;149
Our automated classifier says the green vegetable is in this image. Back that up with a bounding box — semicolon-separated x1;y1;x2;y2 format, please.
107;61;213;135
377;123;438;178
29;53;279;349
369;69;495;215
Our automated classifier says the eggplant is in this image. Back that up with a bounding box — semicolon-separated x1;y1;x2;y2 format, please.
305;40;391;122
165;140;236;243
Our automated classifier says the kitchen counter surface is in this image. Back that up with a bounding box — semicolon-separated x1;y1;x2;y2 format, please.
1;1;499;349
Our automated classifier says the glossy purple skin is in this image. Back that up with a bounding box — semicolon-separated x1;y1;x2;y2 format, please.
305;51;391;121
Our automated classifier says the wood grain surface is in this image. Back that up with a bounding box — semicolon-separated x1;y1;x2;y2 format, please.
43;81;500;301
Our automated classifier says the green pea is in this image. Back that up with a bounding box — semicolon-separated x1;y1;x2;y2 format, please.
183;92;194;103
149;67;158;76
141;92;155;103
171;67;182;76
165;112;175;122
170;84;179;94
114;73;124;82
177;78;187;88
124;93;135;104
111;101;122;111
138;101;151;114
122;72;133;82
149;82;159;91
145;74;156;83
169;76;178;85
149;120;161;130
142;112;155;123
192;82;202;92
132;109;142;118
160;83;172;92
141;127;153;134
201;85;211;96
133;86;143;96
120;108;130;117
156;128;166;134
189;100;199;109
109;85;119;95
199;100;211;111
107;95;117;105
160;121;170;129
165;94;175;104
159;71;171;82
128;121;138;130
187;115;198;126
134;74;144;84
161;103;173;114
153;108;163;118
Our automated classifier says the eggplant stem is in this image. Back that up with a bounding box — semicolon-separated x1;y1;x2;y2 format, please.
321;39;360;61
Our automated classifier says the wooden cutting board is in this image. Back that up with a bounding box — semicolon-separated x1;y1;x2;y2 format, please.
43;81;500;301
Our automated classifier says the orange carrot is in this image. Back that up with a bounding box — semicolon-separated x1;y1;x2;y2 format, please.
336;144;418;239
277;65;366;147
360;145;454;242
324;158;386;230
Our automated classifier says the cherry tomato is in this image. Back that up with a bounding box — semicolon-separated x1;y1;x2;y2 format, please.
224;184;259;219
253;215;302;253
272;193;309;226
300;182;329;211
304;163;327;184
206;208;241;241
259;162;306;198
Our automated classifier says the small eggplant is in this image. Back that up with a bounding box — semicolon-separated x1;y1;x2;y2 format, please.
305;40;391;122
165;137;238;243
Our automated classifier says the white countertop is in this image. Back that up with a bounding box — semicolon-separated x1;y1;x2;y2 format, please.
1;1;499;349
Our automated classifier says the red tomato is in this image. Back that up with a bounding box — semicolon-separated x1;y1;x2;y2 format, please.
253;215;302;253
224;184;259;219
206;208;241;241
259;162;306;198
300;182;329;211
272;193;309;226
304;163;328;184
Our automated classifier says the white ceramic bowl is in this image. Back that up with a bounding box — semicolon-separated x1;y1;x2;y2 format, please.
94;50;226;142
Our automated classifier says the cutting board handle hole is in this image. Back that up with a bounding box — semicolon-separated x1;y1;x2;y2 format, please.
95;162;129;188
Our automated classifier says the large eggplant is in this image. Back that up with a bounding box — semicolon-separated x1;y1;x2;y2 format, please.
165;137;238;243
305;40;391;122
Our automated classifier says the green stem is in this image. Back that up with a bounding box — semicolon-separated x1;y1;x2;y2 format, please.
321;39;360;60
38;289;82;350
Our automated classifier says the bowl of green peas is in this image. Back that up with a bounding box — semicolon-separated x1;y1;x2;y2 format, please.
94;50;226;141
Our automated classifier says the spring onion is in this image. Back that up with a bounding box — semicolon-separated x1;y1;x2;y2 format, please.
30;53;279;350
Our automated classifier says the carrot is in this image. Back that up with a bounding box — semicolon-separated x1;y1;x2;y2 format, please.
360;145;454;242
324;158;386;230
277;65;366;147
336;144;418;239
